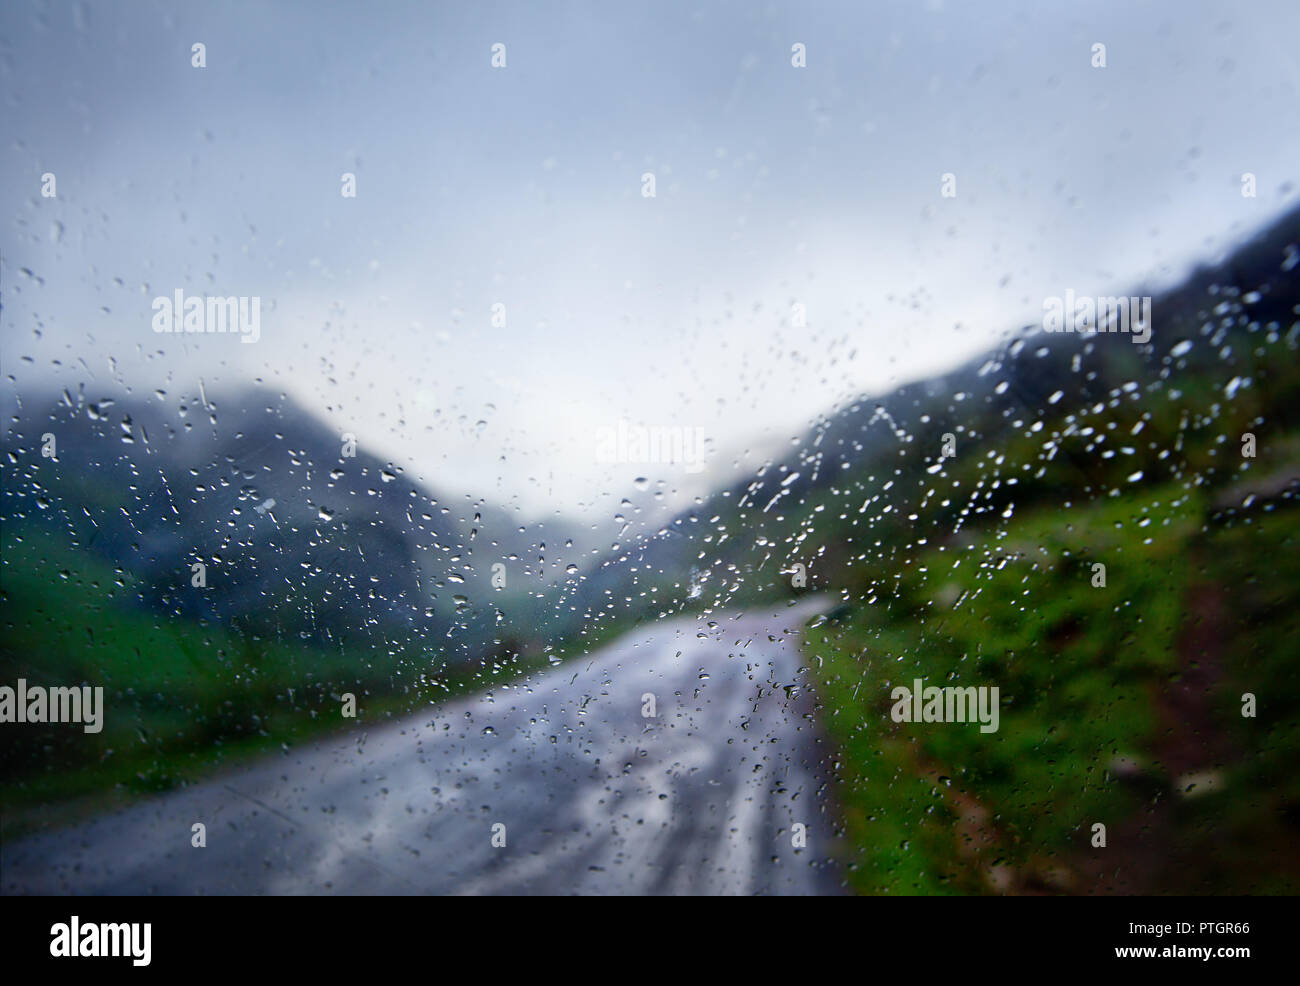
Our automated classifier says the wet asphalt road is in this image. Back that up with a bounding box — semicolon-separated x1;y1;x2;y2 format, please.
2;599;842;895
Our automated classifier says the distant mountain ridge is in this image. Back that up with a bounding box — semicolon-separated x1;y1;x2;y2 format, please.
1;384;584;660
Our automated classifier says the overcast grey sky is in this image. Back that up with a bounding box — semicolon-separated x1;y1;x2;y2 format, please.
4;0;1299;522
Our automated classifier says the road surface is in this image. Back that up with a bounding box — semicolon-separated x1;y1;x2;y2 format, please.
2;599;842;895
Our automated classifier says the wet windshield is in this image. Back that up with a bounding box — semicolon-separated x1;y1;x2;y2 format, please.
2;0;1298;901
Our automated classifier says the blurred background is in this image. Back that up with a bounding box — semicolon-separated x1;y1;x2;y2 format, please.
3;0;1299;894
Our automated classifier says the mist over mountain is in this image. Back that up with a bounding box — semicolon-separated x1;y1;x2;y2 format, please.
564;203;1300;625
6;201;1297;671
